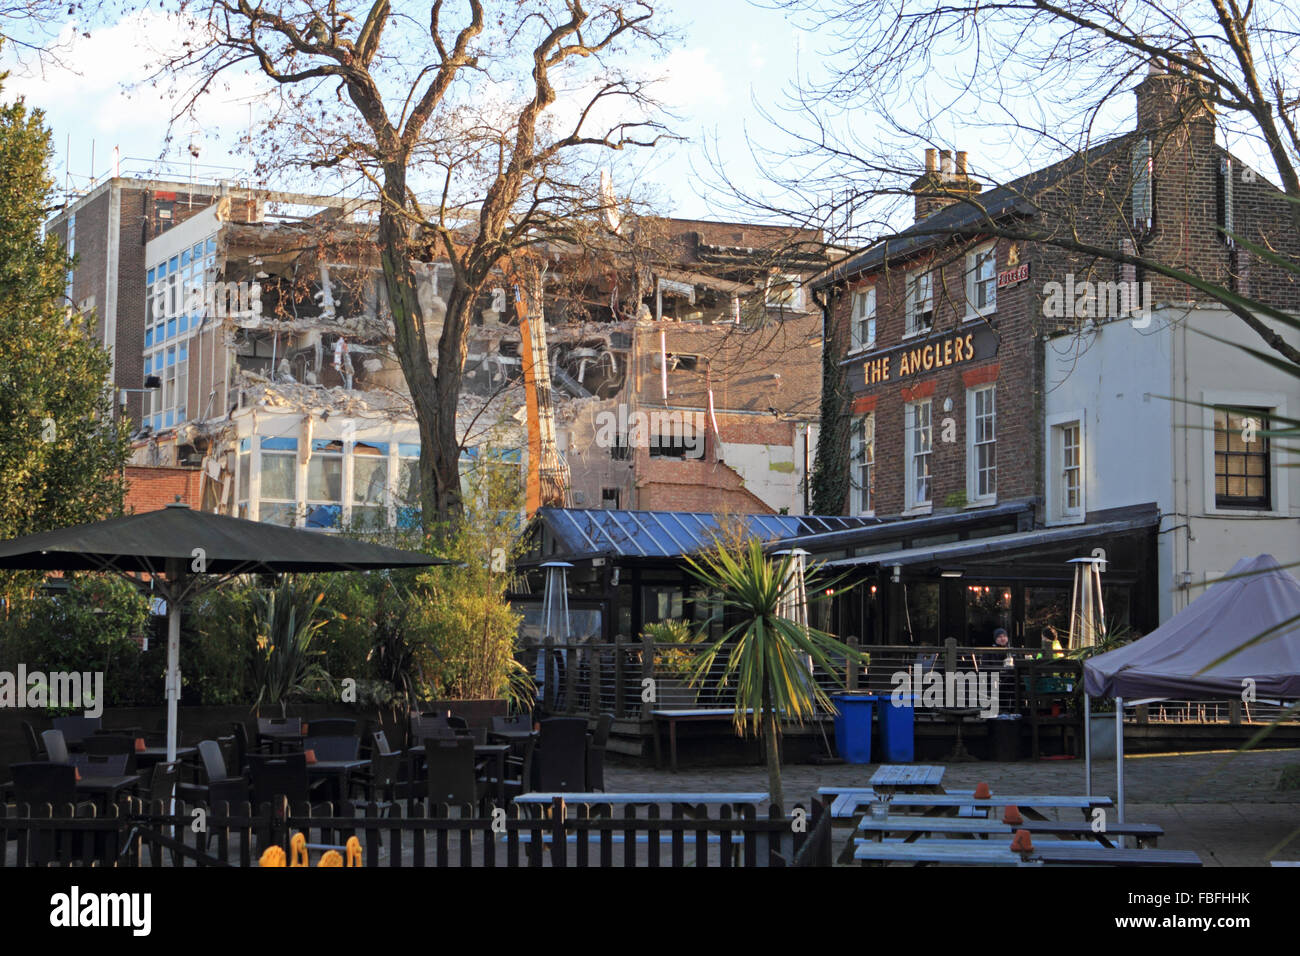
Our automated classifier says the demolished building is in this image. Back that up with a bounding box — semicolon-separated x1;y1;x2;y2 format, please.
50;176;828;525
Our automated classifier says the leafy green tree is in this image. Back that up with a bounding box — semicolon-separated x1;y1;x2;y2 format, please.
0;68;130;550
684;539;863;809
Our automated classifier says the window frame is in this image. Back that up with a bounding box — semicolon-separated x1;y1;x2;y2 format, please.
965;243;997;319
966;385;997;504
849;412;875;516
904;399;933;512
1045;411;1086;525
1212;406;1271;509
849;286;877;353
905;268;934;337
1200;391;1288;517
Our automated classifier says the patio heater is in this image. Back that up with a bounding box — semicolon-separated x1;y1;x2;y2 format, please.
1069;556;1113;814
538;561;573;709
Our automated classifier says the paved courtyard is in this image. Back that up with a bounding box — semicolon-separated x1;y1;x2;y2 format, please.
606;747;1300;866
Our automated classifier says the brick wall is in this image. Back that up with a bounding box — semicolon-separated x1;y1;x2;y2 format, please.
125;465;203;513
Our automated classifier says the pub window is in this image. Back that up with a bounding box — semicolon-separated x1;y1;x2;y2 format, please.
1214;407;1271;509
905;269;934;336
850;413;875;515
1056;421;1083;519
965;243;996;317
967;385;996;503
850;286;876;351
905;399;932;510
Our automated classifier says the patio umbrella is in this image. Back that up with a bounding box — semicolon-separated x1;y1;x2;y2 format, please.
0;502;450;762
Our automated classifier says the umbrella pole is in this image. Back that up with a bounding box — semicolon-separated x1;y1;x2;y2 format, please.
166;597;181;764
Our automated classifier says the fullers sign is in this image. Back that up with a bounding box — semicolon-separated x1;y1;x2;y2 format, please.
852;324;998;388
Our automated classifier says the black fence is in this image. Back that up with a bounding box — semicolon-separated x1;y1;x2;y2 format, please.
0;796;831;868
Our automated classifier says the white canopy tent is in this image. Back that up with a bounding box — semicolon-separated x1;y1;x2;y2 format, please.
1083;554;1300;821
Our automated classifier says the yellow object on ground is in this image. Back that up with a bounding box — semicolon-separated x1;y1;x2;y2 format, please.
257;832;363;867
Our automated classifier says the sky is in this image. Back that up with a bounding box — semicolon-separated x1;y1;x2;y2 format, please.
1;1;1281;232
2;0;814;222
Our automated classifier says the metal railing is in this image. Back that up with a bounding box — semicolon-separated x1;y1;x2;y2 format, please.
519;638;1299;727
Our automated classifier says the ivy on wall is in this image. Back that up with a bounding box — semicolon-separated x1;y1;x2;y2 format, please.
811;291;851;515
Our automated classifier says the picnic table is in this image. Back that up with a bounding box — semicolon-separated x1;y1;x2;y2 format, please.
869;765;946;793
857;814;1164;849
513;792;768;813
650;710;754;773
853;838;1201;867
876;792;1112;821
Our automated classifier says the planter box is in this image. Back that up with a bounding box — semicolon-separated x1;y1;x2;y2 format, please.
423;699;508;730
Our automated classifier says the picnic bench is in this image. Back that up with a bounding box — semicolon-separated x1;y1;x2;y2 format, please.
857;815;1164;848
869;765;946;793
853;838;1201;867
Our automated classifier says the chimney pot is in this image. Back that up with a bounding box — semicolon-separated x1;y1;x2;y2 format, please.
940;150;954;175
956;151;968;175
925;148;937;173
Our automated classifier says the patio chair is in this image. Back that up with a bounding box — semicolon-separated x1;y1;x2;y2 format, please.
409;714;452;748
533;718;588;792
481;734;536;804
8;763;97;863
257;717;305;753
229;721;255;767
422;737;486;816
350;750;407;824
372;730;396;755
138;761;180;862
307;718;357;737
51;716;101;749
586;714;613;791
83;734;138;773
176;740;249;810
41;729;70;764
20;721;44;761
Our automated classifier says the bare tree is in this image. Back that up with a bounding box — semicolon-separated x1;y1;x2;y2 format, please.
721;0;1300;364
161;0;672;534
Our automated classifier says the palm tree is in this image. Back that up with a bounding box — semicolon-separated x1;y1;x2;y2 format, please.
683;538;864;809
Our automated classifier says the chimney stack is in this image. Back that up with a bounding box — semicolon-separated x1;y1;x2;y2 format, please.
912;147;982;222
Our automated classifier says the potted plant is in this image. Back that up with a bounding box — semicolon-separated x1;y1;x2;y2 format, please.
643;618;702;708
1066;619;1137;759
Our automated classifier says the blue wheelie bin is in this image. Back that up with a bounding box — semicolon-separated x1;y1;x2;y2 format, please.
877;693;916;762
831;694;877;763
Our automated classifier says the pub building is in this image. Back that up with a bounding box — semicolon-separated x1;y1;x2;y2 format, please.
804;60;1300;652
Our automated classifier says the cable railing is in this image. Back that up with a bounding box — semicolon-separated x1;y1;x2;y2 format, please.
517;637;1298;727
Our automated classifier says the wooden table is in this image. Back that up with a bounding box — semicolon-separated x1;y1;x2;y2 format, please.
650;710;754;772
135;746;198;770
